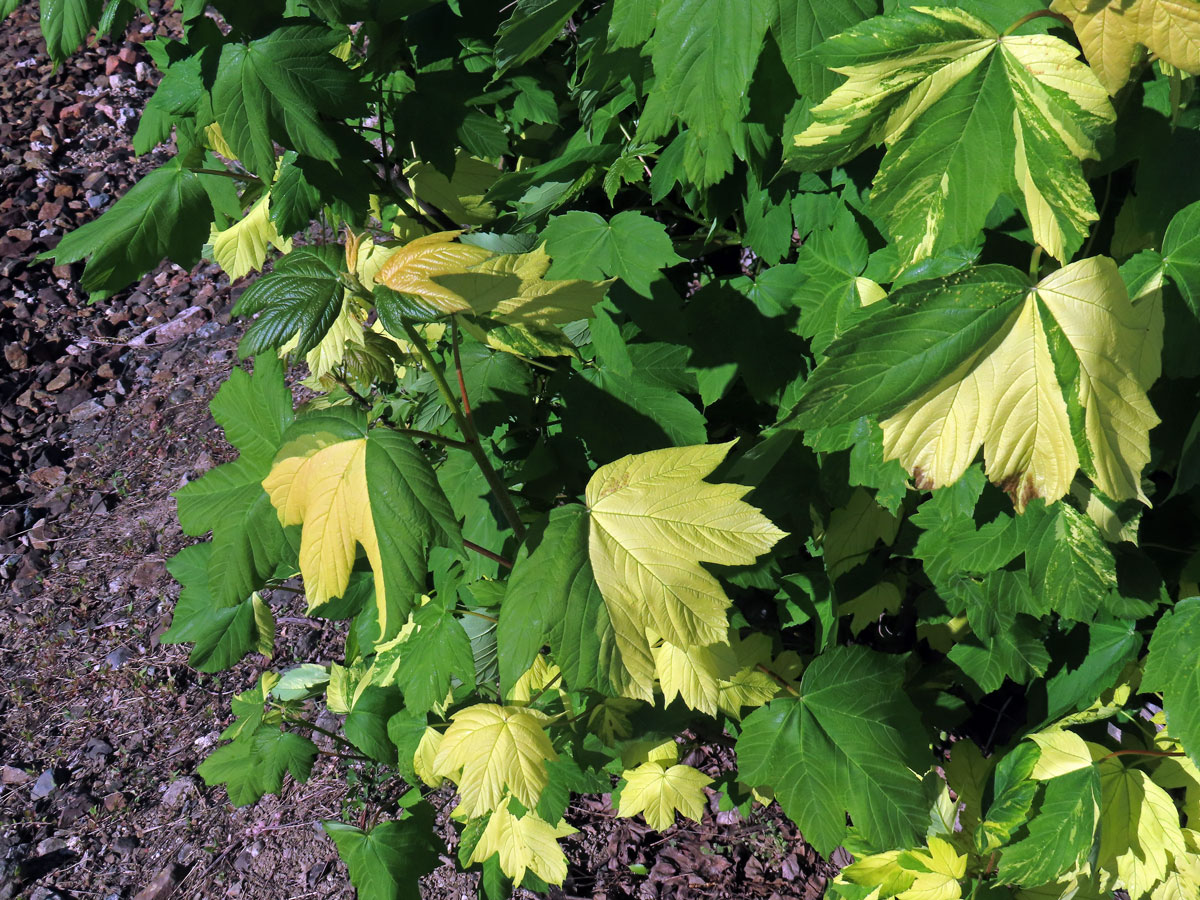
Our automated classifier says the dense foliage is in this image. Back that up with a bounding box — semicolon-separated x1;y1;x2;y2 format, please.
27;0;1200;896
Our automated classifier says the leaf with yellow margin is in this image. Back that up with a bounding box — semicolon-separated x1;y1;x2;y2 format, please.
263;424;460;638
792;6;1114;265
617;762;712;831
468;801;576;886
794;257;1162;511
1051;0;1200;95
432;704;557;818
585;443;786;700
211;194;292;280
376;230;493;318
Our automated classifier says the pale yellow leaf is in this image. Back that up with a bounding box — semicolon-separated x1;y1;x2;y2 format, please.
469;802;577;886
619;737;680;770
211;194;292;280
413;727;444;789
617;762;712;831
842;849;917;897
1052;0;1200;95
432;704;557;818
263;436;387;620
203;122;236;160
508;655;562;703
652;637;738;716
407;153;500;226
585;443;786;699
1028;729;1098;779
1099;760;1187;898
899;837;966;900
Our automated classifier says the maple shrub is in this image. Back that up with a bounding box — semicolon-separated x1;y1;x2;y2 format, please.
30;0;1200;896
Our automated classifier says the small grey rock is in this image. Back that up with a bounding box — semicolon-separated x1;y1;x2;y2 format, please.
83;738;113;759
104;647;131;668
87;193;109;209
30;769;55;800
35;837;67;855
67;399;105;422
162;776;197;809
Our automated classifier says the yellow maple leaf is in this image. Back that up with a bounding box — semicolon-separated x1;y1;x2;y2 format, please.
881;256;1160;510
210;193;292;280
1028;729;1102;780
617;761;712;831
716;632;786;719
840;850;916;897
585;443;786;699
413;726;444;789
263;434;385;616
1052;0;1200;95
899;837;966;900
468;801;577;886
508;655;562;703
432;704;557;818
651;637;739;716
1099;761;1187;899
376;230;493;315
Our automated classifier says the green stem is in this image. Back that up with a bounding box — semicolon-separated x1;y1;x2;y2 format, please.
526;671;564;707
1002;9;1073;36
1028;244;1044;281
400;322;527;542
284;715;364;755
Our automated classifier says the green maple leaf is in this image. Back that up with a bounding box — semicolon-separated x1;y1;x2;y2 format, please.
541;210;683;296
324;808;440;900
173;356;293;607
211;24;365;180
234;247;346;358
1144;597;1200;766
634;0;774;186
736;646;929;854
997;765;1100;885
38;157;213;300
793;6;1115;267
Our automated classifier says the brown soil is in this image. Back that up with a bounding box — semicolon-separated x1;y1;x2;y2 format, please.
0;7;840;899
